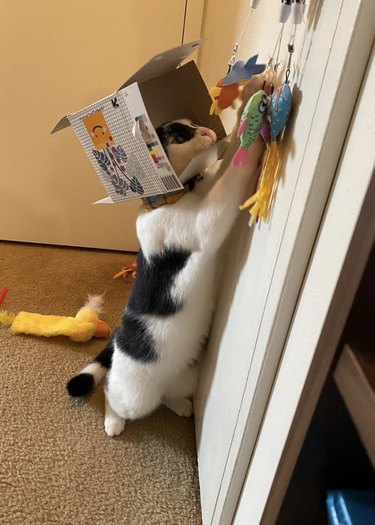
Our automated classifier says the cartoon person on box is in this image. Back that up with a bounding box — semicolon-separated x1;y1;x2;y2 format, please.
84;111;144;196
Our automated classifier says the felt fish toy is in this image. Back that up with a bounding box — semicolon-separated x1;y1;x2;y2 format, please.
0;295;111;343
232;90;269;167
209;79;240;115
270;82;293;140
222;54;267;86
240;82;293;224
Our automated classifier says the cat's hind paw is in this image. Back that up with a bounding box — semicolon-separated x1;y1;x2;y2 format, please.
104;415;126;437
163;398;193;418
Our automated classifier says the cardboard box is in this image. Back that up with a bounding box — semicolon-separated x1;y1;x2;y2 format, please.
52;40;227;204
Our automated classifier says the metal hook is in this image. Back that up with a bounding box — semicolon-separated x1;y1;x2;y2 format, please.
227;43;239;73
285;42;294;83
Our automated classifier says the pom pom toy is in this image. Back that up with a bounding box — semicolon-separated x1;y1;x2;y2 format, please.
0;295;111;343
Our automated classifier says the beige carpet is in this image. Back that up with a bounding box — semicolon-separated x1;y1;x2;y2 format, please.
0;242;201;525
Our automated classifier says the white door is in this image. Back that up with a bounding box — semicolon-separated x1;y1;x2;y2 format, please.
0;1;203;251
195;1;375;523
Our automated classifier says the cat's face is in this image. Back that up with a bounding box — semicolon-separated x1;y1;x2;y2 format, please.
156;119;217;175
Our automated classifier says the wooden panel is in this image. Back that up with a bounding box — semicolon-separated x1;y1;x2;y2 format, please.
335;345;375;468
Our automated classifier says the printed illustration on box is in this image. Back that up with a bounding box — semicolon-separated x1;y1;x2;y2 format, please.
52;40;226;204
133;114;172;172
84;111;144;197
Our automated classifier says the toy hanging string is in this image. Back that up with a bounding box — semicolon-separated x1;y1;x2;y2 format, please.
235;1;306;225
209;1;266;115
227;6;255;73
270;24;284;89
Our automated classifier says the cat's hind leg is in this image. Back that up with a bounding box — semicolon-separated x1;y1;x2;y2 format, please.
163;397;193;417
104;393;126;437
162;363;199;418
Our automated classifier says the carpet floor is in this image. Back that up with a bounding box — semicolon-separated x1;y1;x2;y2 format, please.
0;242;201;525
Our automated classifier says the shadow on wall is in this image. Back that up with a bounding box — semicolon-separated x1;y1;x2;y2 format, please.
306;0;324;33
195;0;324;422
196;207;255;428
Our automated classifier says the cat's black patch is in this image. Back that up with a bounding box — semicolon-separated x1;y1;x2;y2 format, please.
115;313;157;362
156;121;196;151
128;248;191;316
67;373;94;397
94;340;114;368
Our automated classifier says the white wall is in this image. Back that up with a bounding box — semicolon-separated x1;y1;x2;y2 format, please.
235;40;375;525
195;1;375;523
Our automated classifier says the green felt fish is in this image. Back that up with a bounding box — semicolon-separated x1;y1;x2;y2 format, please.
232;90;268;166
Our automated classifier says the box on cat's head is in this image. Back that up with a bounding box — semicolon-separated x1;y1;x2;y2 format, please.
52;40;227;204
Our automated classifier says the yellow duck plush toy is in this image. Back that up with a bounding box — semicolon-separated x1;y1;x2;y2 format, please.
0;295;110;343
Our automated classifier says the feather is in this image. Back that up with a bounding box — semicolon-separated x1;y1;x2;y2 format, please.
84;294;105;314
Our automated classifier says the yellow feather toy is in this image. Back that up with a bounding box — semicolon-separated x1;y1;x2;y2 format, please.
0;295;110;343
239;140;280;224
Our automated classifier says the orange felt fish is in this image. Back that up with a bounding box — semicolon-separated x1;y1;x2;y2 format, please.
209;79;240;115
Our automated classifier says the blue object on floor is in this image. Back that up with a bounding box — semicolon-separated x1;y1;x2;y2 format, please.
326;490;375;525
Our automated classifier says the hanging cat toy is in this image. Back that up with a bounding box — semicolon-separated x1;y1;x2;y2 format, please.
233;0;306;226
209;1;267;116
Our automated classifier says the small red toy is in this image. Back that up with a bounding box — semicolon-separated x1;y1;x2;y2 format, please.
0;286;8;307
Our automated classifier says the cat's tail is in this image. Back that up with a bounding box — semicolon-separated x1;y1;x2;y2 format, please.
66;339;114;397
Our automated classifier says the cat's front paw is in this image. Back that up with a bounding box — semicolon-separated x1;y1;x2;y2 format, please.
104;415;126;437
163;398;193;418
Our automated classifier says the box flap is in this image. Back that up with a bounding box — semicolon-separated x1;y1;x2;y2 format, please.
93;196;115;204
118;39;203;90
51;40;203;134
137;61;226;135
51;115;71;134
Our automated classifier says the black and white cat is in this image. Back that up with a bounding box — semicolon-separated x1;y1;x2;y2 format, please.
67;90;265;437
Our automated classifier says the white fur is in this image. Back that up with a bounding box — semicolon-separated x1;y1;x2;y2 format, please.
103;127;265;436
81;362;106;386
165;119;217;175
84;294;104;314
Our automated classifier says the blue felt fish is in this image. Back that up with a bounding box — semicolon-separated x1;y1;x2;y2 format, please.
222;54;266;87
269;82;293;141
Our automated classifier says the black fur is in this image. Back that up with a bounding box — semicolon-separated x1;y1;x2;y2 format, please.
156;121;196;151
115;313;157;362
66;341;114;397
94;340;114;368
127;248;191;316
114;247;191;362
67;373;94;397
